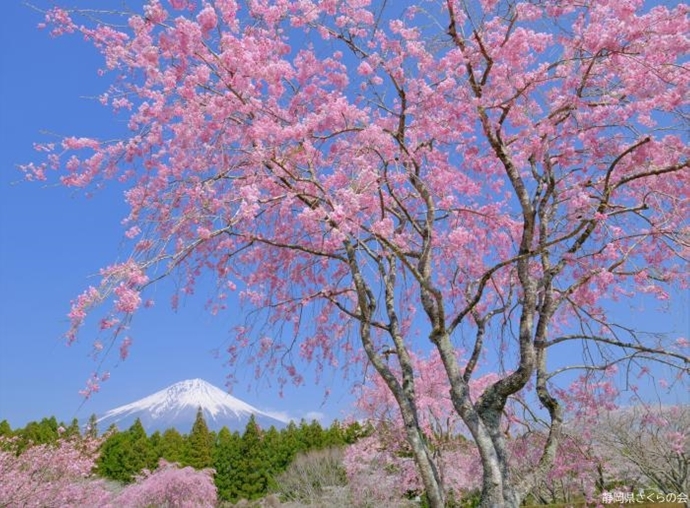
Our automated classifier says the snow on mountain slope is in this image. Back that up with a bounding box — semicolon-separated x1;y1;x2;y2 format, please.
97;379;288;433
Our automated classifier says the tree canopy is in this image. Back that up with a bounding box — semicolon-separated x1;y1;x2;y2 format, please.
25;1;689;506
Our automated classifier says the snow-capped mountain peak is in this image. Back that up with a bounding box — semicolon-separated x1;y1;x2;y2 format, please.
97;378;288;433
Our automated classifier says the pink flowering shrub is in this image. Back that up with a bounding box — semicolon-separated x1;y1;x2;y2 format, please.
0;437;218;508
113;459;217;508
0;435;112;507
344;431;481;506
344;433;422;505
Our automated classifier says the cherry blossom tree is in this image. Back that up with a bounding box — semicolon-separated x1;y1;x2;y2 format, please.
112;459;217;508
24;1;689;506
591;404;689;497
509;375;628;505
0;434;112;507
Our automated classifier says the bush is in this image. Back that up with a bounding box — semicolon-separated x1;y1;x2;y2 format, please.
112;459;217;508
273;447;347;504
0;435;112;507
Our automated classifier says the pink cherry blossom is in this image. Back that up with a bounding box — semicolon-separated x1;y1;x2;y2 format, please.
27;1;690;506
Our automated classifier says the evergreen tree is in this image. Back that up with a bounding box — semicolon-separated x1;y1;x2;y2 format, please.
306;420;326;449
96;419;156;483
159;427;186;464
0;420;13;452
343;420;368;444
185;407;213;469
63;417;81;438
85;414;99;438
18;417;60;451
236;415;269;500
267;424;299;477
0;420;12;437
323;420;347;447
213;427;243;502
296;419;326;451
97;432;134;483
263;426;286;474
149;430;162;460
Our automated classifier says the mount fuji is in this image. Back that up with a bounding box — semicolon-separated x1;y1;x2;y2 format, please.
96;379;289;434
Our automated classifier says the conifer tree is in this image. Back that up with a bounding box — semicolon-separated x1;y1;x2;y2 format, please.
148;430;162;460
159;427;186;464
63;417;81;438
0;420;12;437
343;421;369;445
213;427;243;502
185;407;213;469
236;415;269;500
97;418;156;483
296;419;326;451
281;421;301;454
18;417;60;451
263;426;288;475
85;414;98;438
323;420;349;448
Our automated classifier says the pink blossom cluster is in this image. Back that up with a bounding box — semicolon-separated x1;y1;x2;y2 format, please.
26;0;689;392
344;432;482;505
343;434;424;505
0;435;111;507
114;459;217;508
22;0;690;503
0;437;218;508
347;351;491;501
354;351;500;439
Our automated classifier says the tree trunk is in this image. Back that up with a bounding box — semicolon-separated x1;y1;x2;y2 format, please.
434;330;530;508
474;416;520;508
362;341;447;507
399;410;446;508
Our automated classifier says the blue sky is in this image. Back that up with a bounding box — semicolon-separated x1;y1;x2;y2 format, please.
0;1;353;429
1;1;687;431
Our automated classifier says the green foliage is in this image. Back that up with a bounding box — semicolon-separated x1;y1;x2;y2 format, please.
236;415;271;500
210;418;363;503
279;421;301;458
14;410;367;503
62;418;81;439
96;419;156;483
343;420;372;444
297;419;325;450
159;427;186;464
185;407;214;469
149;430;162;456
15;417;60;452
213;427;243;502
0;420;12;437
85;414;99;438
262;426;291;488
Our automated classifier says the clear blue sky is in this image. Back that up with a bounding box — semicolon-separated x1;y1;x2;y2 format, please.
0;1;354;429
1;1;687;430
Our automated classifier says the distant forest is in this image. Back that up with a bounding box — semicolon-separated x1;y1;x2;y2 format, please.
0;410;366;503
